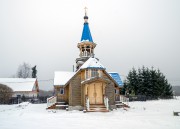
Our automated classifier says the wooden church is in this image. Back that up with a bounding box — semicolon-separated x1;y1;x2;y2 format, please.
47;9;127;112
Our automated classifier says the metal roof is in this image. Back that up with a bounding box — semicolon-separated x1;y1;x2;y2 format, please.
108;72;123;87
81;23;93;42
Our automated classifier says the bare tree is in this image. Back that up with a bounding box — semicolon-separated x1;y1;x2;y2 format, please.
0;84;13;104
17;62;31;78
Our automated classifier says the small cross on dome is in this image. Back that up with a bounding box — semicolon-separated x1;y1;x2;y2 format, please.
84;7;88;16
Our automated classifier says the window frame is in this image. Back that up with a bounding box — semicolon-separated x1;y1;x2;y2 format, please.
60;88;65;95
85;69;89;79
91;69;98;77
115;89;119;94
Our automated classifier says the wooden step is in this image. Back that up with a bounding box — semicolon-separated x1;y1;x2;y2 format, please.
115;101;122;103
89;107;107;110
56;102;66;104
88;109;109;112
90;106;106;108
56;105;68;107
116;102;130;108
46;104;56;109
90;104;105;107
55;102;69;109
87;104;109;112
115;103;122;105
122;103;130;108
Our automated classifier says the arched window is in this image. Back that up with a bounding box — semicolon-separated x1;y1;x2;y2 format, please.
86;46;90;53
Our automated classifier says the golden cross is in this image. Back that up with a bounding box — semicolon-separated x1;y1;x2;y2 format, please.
84;7;88;16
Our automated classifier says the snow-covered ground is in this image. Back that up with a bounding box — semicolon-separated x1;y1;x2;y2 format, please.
0;98;180;129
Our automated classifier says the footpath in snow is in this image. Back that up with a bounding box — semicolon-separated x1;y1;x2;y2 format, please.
0;98;180;129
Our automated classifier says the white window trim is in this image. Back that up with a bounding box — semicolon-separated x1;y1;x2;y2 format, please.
85;69;89;79
115;89;119;94
85;69;102;79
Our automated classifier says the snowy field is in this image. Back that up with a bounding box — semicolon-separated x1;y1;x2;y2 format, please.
0;98;180;129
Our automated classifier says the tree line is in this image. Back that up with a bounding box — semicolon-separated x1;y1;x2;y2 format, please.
17;62;37;78
123;66;173;99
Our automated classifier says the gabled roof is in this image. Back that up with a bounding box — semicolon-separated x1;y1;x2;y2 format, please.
80;57;105;69
81;23;93;42
0;78;37;91
53;59;123;88
108;72;123;87
54;71;75;86
81;76;110;85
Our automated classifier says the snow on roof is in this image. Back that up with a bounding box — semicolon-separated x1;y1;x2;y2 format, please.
54;71;75;86
80;57;105;69
108;72;123;87
0;78;36;91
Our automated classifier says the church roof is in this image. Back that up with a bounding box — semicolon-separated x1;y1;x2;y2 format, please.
0;78;37;91
108;72;123;87
81;22;93;42
54;71;75;86
80;57;105;69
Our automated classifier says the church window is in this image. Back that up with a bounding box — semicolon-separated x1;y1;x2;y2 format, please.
82;47;85;51
86;69;89;79
86;46;90;55
60;88;64;94
91;69;98;77
115;89;119;94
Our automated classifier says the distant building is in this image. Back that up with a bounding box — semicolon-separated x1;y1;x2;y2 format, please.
47;9;125;112
0;78;39;103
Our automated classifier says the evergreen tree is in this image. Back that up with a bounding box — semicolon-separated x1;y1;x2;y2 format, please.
131;68;139;95
137;68;143;95
156;69;166;98
126;70;133;94
121;80;127;95
125;66;173;100
164;83;173;98
140;66;149;96
32;65;37;78
149;67;158;99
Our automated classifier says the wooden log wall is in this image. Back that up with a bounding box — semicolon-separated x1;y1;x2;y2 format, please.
69;73;81;106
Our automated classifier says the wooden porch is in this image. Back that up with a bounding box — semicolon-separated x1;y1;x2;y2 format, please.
46;96;69;110
115;95;130;108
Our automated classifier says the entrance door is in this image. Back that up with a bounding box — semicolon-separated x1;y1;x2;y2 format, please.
88;83;103;104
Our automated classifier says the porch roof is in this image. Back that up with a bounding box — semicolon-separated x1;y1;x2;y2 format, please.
81;76;110;85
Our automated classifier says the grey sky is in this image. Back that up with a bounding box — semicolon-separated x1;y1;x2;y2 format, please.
0;0;180;90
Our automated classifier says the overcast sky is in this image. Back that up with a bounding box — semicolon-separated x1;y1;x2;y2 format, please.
0;0;180;90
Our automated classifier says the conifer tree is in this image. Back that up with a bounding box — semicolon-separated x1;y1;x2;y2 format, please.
131;68;139;95
32;65;37;78
149;67;158;99
125;66;173;99
126;70;133;94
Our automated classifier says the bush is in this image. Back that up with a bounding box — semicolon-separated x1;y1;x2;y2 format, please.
0;84;13;104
